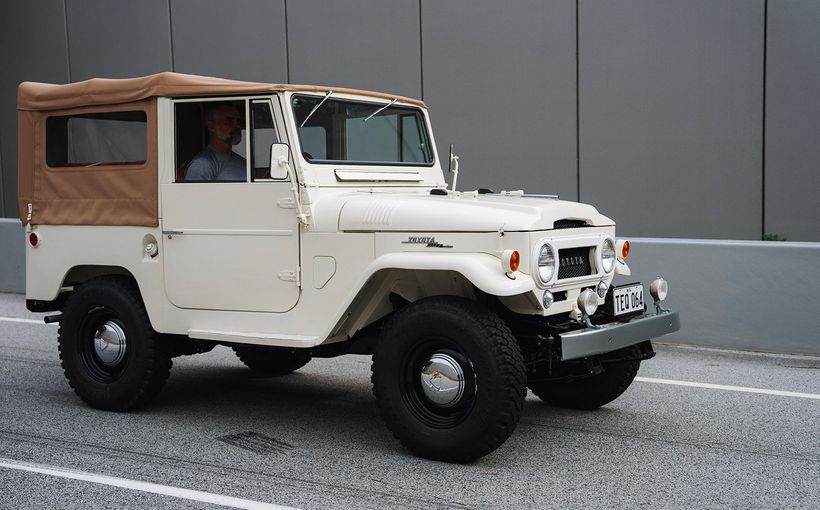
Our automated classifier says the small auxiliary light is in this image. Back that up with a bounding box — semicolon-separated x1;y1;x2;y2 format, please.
650;277;670;313
577;289;600;329
577;289;598;316
28;232;39;247
596;281;608;298
542;290;554;309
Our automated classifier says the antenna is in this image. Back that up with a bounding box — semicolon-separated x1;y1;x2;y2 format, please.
448;144;460;192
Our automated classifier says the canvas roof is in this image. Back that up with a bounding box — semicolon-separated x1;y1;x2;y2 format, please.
17;71;426;111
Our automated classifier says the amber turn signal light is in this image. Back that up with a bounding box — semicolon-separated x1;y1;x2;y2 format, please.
502;249;520;273
510;250;520;272
617;239;630;259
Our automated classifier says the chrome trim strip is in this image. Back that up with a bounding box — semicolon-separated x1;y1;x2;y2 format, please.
162;229;293;236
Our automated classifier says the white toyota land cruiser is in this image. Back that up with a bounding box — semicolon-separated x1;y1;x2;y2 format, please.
18;73;679;463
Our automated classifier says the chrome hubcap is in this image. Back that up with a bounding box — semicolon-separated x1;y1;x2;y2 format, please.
419;353;465;407
93;321;127;366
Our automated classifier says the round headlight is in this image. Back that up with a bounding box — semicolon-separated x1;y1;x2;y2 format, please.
601;238;616;273
578;289;599;316
537;244;556;283
650;277;668;302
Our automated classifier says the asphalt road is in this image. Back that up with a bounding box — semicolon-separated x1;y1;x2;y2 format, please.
0;292;817;509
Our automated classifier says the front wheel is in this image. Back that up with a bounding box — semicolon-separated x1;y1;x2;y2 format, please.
58;277;172;411
528;359;640;410
372;297;526;463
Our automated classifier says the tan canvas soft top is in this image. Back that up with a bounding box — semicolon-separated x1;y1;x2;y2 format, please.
17;72;426;111
18;73;425;227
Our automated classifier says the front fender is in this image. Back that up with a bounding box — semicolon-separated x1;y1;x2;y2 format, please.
367;252;535;296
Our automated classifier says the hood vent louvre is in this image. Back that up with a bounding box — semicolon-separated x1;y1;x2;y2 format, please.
553;219;589;229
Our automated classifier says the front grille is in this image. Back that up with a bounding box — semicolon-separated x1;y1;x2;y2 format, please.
557;247;593;279
553;219;588;229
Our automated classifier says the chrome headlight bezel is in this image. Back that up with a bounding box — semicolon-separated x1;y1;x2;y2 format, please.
600;237;616;274
533;241;557;288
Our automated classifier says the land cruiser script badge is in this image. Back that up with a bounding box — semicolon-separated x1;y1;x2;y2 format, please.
402;237;453;248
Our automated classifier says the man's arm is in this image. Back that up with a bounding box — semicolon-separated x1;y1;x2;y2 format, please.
184;156;217;181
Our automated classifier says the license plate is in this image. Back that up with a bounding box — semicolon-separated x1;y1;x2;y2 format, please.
612;284;644;316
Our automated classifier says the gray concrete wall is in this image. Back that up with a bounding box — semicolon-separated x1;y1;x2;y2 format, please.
65;0;173;81
0;140;3;215
627;238;820;356
170;0;288;83
1;1;819;355
1;0;818;240
1;227;816;356
0;219;24;294
288;0;422;98
765;0;820;242
579;0;764;240
0;0;70;220
422;0;578;200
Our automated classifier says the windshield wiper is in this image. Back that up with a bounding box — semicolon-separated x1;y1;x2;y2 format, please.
300;90;333;127
363;98;397;122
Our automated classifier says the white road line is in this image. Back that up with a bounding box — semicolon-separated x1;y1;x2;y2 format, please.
635;377;820;400
0;317;52;325
0;457;300;510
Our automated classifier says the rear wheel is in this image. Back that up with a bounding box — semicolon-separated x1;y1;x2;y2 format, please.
58;277;172;411
232;345;311;375
372;296;526;463
528;359;640;410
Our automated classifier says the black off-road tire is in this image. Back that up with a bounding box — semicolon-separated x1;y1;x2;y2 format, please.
58;277;172;411
232;345;311;375
371;296;526;463
528;360;640;410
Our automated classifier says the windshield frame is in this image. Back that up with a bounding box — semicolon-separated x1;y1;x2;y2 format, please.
290;93;436;168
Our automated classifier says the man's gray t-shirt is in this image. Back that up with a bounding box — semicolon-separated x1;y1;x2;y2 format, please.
185;146;247;181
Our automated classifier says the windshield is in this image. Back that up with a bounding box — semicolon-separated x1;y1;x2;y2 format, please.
291;94;434;166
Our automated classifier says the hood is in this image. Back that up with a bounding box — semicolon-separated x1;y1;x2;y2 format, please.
333;192;613;232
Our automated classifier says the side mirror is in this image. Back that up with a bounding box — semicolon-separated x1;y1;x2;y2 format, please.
269;143;290;180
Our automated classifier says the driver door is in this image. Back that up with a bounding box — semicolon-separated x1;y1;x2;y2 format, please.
161;97;300;313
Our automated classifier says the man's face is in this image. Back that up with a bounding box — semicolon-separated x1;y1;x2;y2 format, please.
208;105;242;146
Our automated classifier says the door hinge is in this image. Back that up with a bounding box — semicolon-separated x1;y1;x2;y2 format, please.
277;197;297;209
278;266;302;287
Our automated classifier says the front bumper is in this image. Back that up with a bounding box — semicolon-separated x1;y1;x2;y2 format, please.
559;310;680;361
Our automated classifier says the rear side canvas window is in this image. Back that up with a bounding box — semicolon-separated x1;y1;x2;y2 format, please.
46;111;147;167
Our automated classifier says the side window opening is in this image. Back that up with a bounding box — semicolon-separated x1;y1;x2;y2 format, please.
46;111;147;168
250;100;280;180
173;100;248;182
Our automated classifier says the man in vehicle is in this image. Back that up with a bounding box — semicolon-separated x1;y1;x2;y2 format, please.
184;101;247;181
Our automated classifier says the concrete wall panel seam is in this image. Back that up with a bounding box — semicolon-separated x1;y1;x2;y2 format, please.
0;132;5;215
168;0;176;71
761;0;768;240
63;0;72;82
575;0;580;202
284;0;290;83
418;0;424;100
